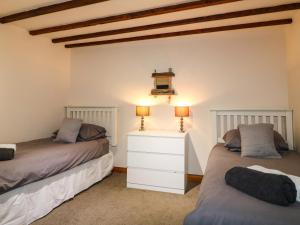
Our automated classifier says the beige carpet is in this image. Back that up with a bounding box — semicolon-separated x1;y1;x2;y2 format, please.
32;173;200;225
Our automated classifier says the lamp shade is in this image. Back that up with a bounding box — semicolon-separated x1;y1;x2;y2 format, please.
175;106;189;117
136;106;150;117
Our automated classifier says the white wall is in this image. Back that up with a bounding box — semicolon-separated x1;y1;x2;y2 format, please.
0;24;70;143
70;27;289;174
287;12;300;151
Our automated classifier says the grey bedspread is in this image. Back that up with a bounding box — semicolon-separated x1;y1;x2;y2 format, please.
184;144;300;225
0;138;109;195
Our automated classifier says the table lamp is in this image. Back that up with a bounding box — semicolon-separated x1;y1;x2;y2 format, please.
136;106;150;131
175;106;189;133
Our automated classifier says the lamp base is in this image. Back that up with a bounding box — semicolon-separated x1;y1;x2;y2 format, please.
179;117;185;133
139;116;145;131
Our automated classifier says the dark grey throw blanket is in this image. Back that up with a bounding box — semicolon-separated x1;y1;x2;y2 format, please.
0;148;14;161
225;167;297;206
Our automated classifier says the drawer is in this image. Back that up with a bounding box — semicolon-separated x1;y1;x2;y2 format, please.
128;135;184;155
127;152;184;172
127;168;185;190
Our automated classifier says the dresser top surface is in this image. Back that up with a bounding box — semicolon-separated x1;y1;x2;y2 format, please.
128;130;187;138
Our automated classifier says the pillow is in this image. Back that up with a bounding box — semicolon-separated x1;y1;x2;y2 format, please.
52;123;106;142
223;129;241;150
238;124;281;158
54;118;82;143
274;131;289;151
51;130;58;139
223;129;289;152
77;124;106;142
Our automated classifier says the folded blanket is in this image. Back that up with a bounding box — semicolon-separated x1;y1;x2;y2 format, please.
225;167;297;206
0;148;15;161
0;144;16;152
248;165;300;202
0;144;16;161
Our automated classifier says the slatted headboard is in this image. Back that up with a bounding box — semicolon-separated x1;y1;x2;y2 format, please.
211;109;294;150
65;106;118;146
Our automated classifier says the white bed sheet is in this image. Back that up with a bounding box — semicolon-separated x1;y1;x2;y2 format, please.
0;151;114;225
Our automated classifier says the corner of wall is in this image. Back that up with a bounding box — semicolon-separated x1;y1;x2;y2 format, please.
286;12;300;151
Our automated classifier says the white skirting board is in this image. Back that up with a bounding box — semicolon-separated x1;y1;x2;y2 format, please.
0;152;114;225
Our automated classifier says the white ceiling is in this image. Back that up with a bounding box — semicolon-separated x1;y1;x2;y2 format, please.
1;0;300;46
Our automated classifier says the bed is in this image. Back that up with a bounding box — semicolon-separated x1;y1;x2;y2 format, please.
0;106;118;225
184;109;300;225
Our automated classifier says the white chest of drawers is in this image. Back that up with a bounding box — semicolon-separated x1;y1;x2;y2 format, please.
127;130;187;194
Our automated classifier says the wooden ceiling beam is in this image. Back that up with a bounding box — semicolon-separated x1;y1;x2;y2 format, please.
0;0;109;24
29;0;241;35
65;19;292;48
53;3;300;43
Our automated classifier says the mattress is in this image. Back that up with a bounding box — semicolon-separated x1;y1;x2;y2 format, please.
0;151;114;225
0;138;109;195
184;144;300;225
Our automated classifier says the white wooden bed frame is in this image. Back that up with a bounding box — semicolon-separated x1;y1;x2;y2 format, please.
211;109;294;150
66;106;118;146
0;106;118;225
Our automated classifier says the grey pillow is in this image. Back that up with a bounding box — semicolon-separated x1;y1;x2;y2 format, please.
223;129;289;152
77;124;106;142
274;131;289;151
54;118;82;143
223;129;241;149
238;124;281;158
